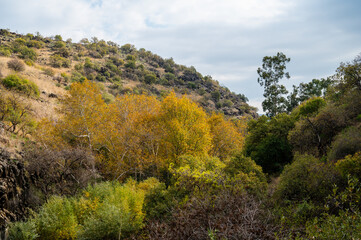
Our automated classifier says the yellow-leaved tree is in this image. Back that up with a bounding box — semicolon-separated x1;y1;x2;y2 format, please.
99;94;161;179
158;92;211;165
58;80;106;150
208;113;245;160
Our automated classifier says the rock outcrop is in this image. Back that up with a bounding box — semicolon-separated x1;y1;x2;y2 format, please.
0;149;29;239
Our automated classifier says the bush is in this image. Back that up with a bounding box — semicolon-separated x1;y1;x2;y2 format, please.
144;73;156;84
50;54;71;68
336;152;361;179
1;74;39;97
42;67;55;77
274;154;341;203
328;126;361;161
19;46;37;61
8;220;38;240
9;179;161;240
36;196;79;240
7;59;25;72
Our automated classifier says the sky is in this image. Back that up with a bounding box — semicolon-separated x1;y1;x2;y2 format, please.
1;0;361;113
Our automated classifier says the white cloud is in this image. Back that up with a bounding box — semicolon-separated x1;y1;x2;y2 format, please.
1;0;361;115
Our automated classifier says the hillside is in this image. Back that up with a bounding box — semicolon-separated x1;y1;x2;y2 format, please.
0;29;256;119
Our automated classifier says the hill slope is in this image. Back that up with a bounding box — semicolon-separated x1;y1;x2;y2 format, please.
0;29;257;118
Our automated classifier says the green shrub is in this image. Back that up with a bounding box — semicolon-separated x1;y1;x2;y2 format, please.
36;196;79;240
306;210;361;240
328;126;361;161
0;46;12;56
19;46;37;61
125;60;136;69
274;154;341;203
43;68;55;77
50;54;70;68
336;152;361;179
224;153;266;184
144;73;156;84
2;74;40;96
8;220;38;240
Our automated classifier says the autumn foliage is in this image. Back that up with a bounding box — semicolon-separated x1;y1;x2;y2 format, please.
36;80;246;180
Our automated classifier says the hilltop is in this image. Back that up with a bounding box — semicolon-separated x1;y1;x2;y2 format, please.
0;29;256;119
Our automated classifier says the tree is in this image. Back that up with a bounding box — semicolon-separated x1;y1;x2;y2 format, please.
257;52;290;117
159;92;211;163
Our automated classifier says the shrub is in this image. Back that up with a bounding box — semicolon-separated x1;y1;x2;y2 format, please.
42;67;55;77
9;179;161;240
2;74;39;97
50;54;71;68
19;46;37;61
7;59;25;72
328;126;361;161
144;73;156;84
125;60;136;69
224;153;266;185
36;196;79;240
336;152;361;179
274;154;341;203
8;220;38;240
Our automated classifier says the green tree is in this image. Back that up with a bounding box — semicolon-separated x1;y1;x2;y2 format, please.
257;52;290;117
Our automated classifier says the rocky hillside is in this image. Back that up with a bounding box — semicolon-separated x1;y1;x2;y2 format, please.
0;29;256;118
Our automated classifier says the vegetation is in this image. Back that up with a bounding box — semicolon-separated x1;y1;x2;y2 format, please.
1;30;361;239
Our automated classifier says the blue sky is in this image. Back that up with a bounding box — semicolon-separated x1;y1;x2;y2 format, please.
1;0;361;112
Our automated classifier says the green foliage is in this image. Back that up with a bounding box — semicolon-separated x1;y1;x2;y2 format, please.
2;74;39;96
9;179;161;240
144;73;156;84
244;113;295;174
328;127;361;162
224;153;266;184
19;46;37;60
336;152;361;179
306;176;361;239
306;210;361;240
8;220;38;240
125;60;136;69
297;97;326;118
36;196;79;240
143;183;176;220
50;54;71;68
257;52;290;117
275;154;340;202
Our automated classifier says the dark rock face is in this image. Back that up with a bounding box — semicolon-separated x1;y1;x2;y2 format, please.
0;149;29;239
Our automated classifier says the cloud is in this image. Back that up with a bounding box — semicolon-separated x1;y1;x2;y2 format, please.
1;0;361;114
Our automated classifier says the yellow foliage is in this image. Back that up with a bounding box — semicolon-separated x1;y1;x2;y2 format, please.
159;92;211;162
208;113;245;160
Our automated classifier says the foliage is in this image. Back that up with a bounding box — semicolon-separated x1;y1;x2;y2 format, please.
159;92;211;161
257;52;290;117
244;113;295;174
328;126;361;162
274;154;341;203
336;152;361;179
7;59;25;72
306;176;361;239
208;113;245;160
8;220;38;240
0;94;34;133
8;179;161;240
36;196;79;240
1;74;39;97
